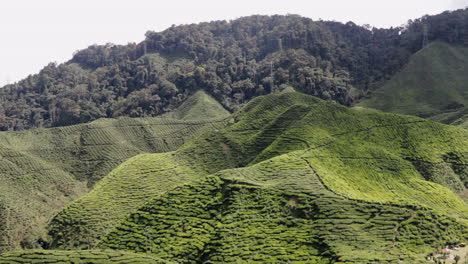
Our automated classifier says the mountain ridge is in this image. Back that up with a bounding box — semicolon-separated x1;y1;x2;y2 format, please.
2;9;468;130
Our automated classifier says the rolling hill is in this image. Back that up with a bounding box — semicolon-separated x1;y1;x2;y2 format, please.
162;90;231;120
38;92;468;263
1;9;468;264
358;41;468;126
0;91;229;252
0;250;170;264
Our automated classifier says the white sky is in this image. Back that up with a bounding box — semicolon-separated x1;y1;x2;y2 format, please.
1;0;467;87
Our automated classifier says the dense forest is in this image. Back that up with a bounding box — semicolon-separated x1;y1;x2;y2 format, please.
1;9;468;130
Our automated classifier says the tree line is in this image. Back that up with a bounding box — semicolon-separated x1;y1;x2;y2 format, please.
1;9;468;131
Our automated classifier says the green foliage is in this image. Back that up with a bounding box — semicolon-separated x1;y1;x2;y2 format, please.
100;176;224;263
430;106;468;128
6;9;468;131
358;41;468;124
48;152;208;249
97;154;467;263
47;92;468;263
0;115;227;252
162;90;231;120
101;176;334;263
0;249;170;263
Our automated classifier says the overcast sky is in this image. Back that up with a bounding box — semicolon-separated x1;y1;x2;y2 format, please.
1;0;467;87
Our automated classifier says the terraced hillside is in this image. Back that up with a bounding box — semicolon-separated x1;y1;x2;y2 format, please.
0;250;170;264
430;106;468;128
358;41;468;126
162;90;231;120
0;104;228;252
45;92;468;263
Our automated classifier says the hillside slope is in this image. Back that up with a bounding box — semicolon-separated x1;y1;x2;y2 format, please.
430;106;468;128
0;250;170;264
358;41;468;125
162;90;231;120
45;92;468;263
4;9;468;131
0;112;227;252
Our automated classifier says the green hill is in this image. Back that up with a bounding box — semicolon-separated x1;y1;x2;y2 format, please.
44;92;467;263
430;106;468;128
6;9;468;131
358;41;468;126
0;115;227;252
162;90;231;120
0;250;170;264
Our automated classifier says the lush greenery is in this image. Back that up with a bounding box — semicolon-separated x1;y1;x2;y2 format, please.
0;249;170;263
162;90;230;120
47;152;207;250
0;93;227;253
2;9;468;130
1;7;468;263
358;41;468;125
43;92;468;263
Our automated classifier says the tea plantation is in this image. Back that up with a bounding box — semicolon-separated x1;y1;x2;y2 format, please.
358;41;468;127
36;92;468;263
0;91;229;252
0;249;170;263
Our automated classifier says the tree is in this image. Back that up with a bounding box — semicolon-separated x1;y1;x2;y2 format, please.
3;11;468;130
160;80;178;98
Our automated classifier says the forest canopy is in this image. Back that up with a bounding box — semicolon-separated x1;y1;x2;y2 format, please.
1;9;468;131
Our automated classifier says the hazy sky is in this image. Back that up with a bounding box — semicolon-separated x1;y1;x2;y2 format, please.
1;0;467;87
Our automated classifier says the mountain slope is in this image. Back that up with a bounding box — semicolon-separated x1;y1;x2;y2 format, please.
430;106;468;128
162;90;231;120
358;41;468;124
100;164;466;263
4;9;468;131
0;250;170;264
0;114;227;252
46;92;468;263
47;152;209;250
